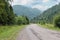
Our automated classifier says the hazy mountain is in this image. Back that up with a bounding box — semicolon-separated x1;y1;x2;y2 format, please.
31;3;60;23
13;5;41;19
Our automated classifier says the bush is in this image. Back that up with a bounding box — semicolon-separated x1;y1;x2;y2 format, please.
0;1;15;25
53;15;60;28
15;16;29;25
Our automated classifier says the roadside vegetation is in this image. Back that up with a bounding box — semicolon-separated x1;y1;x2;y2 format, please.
31;3;60;31
38;15;60;31
53;15;60;28
0;0;29;40
39;24;60;31
0;25;25;40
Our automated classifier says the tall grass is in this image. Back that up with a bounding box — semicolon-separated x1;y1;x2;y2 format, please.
0;25;25;40
39;24;60;31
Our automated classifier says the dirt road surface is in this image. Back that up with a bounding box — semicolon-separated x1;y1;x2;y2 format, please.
16;24;60;40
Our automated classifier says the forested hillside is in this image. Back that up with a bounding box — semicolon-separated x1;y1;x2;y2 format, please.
0;0;15;25
0;0;29;40
13;5;41;19
31;3;60;25
0;0;29;25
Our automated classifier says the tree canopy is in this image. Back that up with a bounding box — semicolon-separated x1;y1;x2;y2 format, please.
0;0;15;25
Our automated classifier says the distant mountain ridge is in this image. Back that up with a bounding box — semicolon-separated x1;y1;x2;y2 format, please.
31;3;60;23
12;5;41;19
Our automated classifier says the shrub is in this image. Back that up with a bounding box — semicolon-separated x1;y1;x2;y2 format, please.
15;16;29;25
53;15;60;28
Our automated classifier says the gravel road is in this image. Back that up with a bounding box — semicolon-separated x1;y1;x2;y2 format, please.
16;24;60;40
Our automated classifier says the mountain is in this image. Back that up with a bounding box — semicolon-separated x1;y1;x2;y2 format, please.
31;3;60;24
12;5;41;20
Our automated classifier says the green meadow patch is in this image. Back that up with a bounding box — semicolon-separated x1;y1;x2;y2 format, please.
0;25;25;40
39;24;60;31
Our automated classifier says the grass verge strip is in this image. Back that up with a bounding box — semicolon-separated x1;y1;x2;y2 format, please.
0;25;26;40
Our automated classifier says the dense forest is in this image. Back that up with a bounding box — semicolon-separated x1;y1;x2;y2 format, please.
31;3;60;27
0;0;29;39
0;0;15;25
0;0;29;25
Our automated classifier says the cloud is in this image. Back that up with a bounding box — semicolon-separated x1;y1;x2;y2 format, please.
12;0;33;5
42;0;49;3
20;0;33;5
56;0;60;4
12;0;60;11
32;5;48;11
12;0;20;5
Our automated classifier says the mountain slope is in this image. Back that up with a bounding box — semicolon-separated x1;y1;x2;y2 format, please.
31;3;60;23
13;5;41;19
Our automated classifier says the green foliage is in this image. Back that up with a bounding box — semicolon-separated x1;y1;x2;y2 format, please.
32;3;60;25
0;0;15;25
53;15;60;28
39;24;60;31
0;25;25;40
15;16;29;25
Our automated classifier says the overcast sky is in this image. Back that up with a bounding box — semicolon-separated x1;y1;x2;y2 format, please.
12;0;60;11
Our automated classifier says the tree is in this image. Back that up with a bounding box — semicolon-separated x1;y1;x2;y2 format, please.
53;15;60;28
15;16;29;25
0;0;15;25
23;16;29;24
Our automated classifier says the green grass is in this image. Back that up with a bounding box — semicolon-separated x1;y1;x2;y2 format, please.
39;24;60;31
0;25;26;40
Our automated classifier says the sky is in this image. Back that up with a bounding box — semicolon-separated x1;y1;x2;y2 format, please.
11;0;60;11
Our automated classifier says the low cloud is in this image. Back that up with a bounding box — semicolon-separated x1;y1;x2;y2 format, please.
42;0;49;3
12;0;60;11
32;5;48;11
12;0;33;5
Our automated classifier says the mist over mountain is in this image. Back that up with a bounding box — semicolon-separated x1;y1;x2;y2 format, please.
13;5;41;19
31;3;60;23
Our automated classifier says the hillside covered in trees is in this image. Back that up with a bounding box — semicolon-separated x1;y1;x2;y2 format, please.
31;4;60;27
0;0;15;25
0;0;29;39
13;5;41;20
31;3;60;27
0;0;29;25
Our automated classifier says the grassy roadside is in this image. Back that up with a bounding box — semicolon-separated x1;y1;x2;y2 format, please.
0;25;26;40
38;24;60;31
